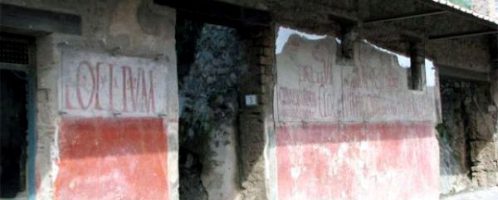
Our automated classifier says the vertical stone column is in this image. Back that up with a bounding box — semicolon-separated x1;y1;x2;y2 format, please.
469;34;498;187
490;35;498;186
491;35;498;106
409;41;426;90
238;25;275;200
35;34;61;200
467;84;498;187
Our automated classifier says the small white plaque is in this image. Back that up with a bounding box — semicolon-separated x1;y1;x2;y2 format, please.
245;95;258;106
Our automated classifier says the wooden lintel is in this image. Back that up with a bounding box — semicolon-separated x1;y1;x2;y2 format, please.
0;3;81;35
364;10;447;24
154;0;271;27
438;65;490;82
429;30;498;41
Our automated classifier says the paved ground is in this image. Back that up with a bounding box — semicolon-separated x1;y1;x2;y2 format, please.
442;187;498;200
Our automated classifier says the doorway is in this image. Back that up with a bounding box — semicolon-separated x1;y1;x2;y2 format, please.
176;17;248;200
0;34;34;199
438;77;498;195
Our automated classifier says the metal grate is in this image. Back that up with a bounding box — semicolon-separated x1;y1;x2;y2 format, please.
0;39;30;65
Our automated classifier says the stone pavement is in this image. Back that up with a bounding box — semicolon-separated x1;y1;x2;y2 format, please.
442;187;498;200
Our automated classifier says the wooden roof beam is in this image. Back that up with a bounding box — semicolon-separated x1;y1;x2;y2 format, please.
363;10;447;24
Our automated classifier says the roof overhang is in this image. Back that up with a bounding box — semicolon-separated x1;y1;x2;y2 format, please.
158;0;497;77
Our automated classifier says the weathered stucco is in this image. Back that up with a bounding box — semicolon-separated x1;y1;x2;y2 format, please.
2;0;497;199
277;123;438;200
56;118;169;199
273;28;440;200
1;0;178;199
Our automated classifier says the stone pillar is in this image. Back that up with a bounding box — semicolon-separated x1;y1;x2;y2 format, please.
238;25;275;200
490;36;498;187
409;41;426;90
491;35;498;106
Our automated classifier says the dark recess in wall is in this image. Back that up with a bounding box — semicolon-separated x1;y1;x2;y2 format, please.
438;77;498;194
0;69;28;198
176;15;249;200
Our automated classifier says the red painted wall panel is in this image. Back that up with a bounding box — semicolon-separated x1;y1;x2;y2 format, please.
55;117;168;200
277;123;439;200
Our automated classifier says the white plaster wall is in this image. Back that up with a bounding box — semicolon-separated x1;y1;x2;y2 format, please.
275;29;438;124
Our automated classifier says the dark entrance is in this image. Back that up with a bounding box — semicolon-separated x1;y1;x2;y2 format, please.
176;16;248;200
0;34;32;198
438;76;498;195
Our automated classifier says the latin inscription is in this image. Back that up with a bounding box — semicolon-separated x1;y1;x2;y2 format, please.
61;49;168;116
276;36;436;122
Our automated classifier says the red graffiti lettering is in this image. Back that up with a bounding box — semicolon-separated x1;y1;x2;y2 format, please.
94;62;104;110
146;70;156;112
76;61;96;110
109;63;114;111
122;65;133;112
64;60;160;114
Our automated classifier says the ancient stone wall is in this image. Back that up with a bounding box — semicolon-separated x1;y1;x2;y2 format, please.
439;78;498;194
3;1;496;199
0;0;178;199
272;27;440;200
237;25;276;200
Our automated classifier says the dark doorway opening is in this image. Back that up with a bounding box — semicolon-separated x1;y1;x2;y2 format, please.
438;77;498;195
176;15;249;200
0;34;32;199
0;69;29;198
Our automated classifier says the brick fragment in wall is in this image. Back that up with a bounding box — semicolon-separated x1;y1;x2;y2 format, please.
263;66;274;75
474;115;496;139
261;73;273;86
258;64;269;75
240;108;265;115
242;66;263;77
259;56;273;65
251;36;274;47
236;26;273;200
240;75;264;92
243;134;265;146
260;47;273;56
239;114;264;131
239;114;265;152
470;141;497;162
239;145;265;162
471;161;498;171
472;171;498;186
262;39;275;48
240;84;263;95
259;87;269;99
